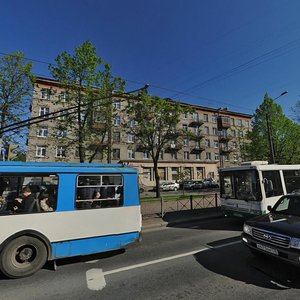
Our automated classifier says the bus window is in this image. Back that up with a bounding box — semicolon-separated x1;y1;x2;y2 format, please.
262;171;283;198
0;175;58;214
283;170;300;194
235;170;261;201
221;175;234;198
76;174;123;209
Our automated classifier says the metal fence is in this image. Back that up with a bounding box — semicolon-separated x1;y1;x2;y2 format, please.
141;193;220;217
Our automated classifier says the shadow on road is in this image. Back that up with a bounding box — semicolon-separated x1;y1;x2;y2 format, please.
194;236;300;289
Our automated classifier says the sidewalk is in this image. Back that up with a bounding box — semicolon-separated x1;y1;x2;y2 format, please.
142;207;223;230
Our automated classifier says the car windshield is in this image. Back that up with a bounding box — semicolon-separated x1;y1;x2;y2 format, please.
272;195;300;216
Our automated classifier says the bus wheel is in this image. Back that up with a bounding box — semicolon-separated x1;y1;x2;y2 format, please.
0;236;47;279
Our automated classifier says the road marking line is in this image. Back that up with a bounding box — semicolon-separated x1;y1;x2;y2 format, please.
211;240;242;249
85;239;241;290
86;268;106;291
104;248;209;275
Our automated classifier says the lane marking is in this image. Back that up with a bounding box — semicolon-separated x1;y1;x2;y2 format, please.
86;268;106;291
85;239;241;290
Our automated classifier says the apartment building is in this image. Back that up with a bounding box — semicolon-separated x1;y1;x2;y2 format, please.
27;77;252;187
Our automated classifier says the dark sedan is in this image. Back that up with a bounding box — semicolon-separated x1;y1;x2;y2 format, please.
242;194;300;265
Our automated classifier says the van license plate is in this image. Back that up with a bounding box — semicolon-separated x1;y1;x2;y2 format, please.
256;243;278;255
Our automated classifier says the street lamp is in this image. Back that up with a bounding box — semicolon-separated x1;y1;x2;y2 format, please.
266;91;288;164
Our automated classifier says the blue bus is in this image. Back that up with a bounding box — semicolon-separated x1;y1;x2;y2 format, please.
0;162;141;278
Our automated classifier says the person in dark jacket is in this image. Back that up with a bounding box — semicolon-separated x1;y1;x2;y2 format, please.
13;186;36;213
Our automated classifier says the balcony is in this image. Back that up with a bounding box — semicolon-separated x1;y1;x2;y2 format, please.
217;116;231;130
190;145;205;154
218;132;232;142
219;146;233;155
188;132;205;140
165;143;181;152
189;119;204;127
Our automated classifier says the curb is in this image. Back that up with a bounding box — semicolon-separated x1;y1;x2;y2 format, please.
142;213;223;230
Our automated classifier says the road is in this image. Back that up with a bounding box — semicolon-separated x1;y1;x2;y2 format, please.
1;217;300;299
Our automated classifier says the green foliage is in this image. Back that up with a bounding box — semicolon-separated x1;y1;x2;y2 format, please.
0;52;33;145
243;93;300;164
125;91;192;196
49;41;125;163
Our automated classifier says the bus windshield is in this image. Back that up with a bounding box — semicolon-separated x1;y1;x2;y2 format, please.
220;169;262;201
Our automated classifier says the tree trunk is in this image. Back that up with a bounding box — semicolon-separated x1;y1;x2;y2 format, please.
153;159;160;198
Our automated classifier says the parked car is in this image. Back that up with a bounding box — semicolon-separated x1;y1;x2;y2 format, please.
191;180;204;190
182;180;204;190
203;178;219;188
242;193;300;265
183;180;195;190
160;182;180;191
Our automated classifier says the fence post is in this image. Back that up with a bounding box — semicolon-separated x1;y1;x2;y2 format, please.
160;196;164;217
215;193;218;207
190;195;193;210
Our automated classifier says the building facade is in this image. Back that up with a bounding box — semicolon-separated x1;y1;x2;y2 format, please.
27;77;252;188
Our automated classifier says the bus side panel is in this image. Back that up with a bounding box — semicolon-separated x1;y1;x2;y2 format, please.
51;232;140;259
123;173;139;206
56;174;77;212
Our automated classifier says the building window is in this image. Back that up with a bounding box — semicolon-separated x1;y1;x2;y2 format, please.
213;127;218;135
113;132;120;143
171;152;177;159
237;119;242;126
160;151;164;160
231;118;235;126
232;129;236;137
129;119;137;127
114;116;121;125
39;107;49;118
184;151;190;160
143;152;150;159
113;149;120;159
59;91;68;102
93;112;106;123
41;88;51;100
212;115;217;123
204;126;209;134
183;112;188;119
232;141;237;149
182;124;188;131
215;153;219;161
37;127;48;137
56;146;66;158
36;146;46;157
127;133;135;143
193;112;199;121
195;153;201;160
57;129;67;138
214;140;219;148
184;138;189;146
204;114;208;122
195;140;200;148
205;139;210;147
113;100;121;109
194;126;200;134
58;112;67;121
128;149;135;159
206;152;211;160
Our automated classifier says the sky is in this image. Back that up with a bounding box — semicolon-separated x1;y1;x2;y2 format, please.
1;0;300;118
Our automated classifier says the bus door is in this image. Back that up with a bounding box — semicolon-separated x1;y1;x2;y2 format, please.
261;170;284;210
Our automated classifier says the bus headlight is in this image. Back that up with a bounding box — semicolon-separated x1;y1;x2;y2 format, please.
243;224;252;236
291;238;300;249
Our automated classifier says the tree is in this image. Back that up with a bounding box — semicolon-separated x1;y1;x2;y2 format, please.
0;52;33;153
125;91;192;197
243;94;300;164
49;41;125;163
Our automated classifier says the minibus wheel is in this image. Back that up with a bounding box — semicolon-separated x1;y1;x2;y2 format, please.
0;235;47;279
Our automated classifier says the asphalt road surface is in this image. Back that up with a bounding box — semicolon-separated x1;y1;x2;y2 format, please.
1;217;300;299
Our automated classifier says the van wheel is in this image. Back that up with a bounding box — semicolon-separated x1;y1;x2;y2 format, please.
0;236;47;279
